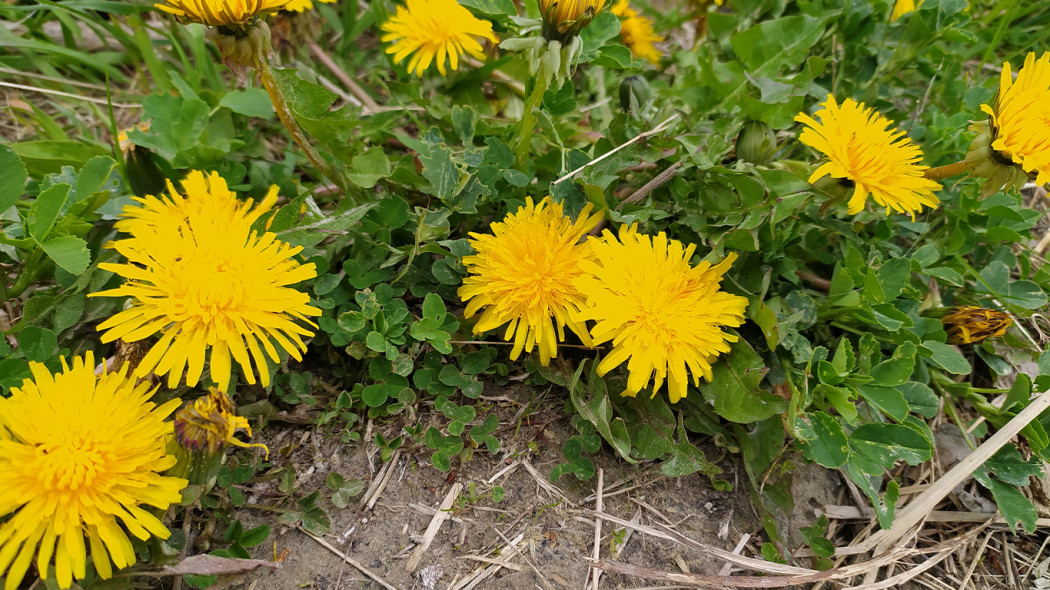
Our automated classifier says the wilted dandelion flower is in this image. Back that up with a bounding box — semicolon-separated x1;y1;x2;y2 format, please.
939;306;1013;345
174;388;267;455
574;227;748;404
795;95;942;218
0;352;186;590
611;1;663;65
974;52;1050;188
459;197;603;366
381;0;498;76
156;0;289;27
91;171;320;392
539;0;607;41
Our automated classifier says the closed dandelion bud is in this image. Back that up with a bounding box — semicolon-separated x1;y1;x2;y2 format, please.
539;0;607;43
619;75;652;115
736;121;777;166
170;388;269;485
206;20;273;73
926;306;1014;345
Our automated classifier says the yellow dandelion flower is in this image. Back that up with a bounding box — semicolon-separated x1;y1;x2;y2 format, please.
890;0;920;21
981;52;1050;186
282;0;335;11
459;197;603;366
539;0;607;40
381;0;498;77
611;1;663;65
90;171;321;393
795;95;942;217
574;226;748;404
113;170;278;240
156;0;289;27
0;352;187;590
174;388;268;456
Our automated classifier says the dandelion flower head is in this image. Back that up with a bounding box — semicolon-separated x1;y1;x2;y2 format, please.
283;0;335;12
611;1;663;65
0;352;186;590
459;196;603;366
91;170;321;393
795;95;942;218
539;0;607;40
981;51;1050;186
156;0;289;27
114;170;278;239
574;226;748;403
381;0;498;76
890;0;921;21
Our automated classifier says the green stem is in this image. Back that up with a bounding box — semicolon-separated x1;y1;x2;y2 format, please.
512;75;549;171
8;251;48;300
259;63;351;197
924;160;969;182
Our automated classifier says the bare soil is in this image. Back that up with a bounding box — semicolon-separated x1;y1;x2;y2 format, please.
229;383;808;590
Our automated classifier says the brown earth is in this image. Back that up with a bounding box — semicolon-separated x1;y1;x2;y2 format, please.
224;383;848;590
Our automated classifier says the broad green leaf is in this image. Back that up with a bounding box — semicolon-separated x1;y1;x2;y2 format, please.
74;156;119;201
346;147;391;189
0;144;27;212
919;340;971;375
18;326;57;363
419;136;459;203
457;0;515;17
40;236;90;275
27;183;71;240
569;359;637;463
974;469;1037;534
220;88;275;119
899;382;938;418
730;15;827;76
699;337;784;423
985;445;1043;487
857;384;909;421
843;459;900;529
276;202;375;248
850;423;933;468
9;140;107;176
869;342;916;387
795;411;849;468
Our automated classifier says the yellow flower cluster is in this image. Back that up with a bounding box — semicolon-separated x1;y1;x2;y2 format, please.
91;170;321;392
459;198;747;403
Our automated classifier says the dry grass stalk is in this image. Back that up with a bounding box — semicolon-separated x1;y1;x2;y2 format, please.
407;483;461;572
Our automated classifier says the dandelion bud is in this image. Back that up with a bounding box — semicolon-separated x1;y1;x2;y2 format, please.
736;121;777;166
207;20;274;73
619;75;652;116
539;0;607;43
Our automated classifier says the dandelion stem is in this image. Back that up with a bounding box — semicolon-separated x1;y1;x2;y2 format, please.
260;64;350;196
512;75;550;171
924;161;969;181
